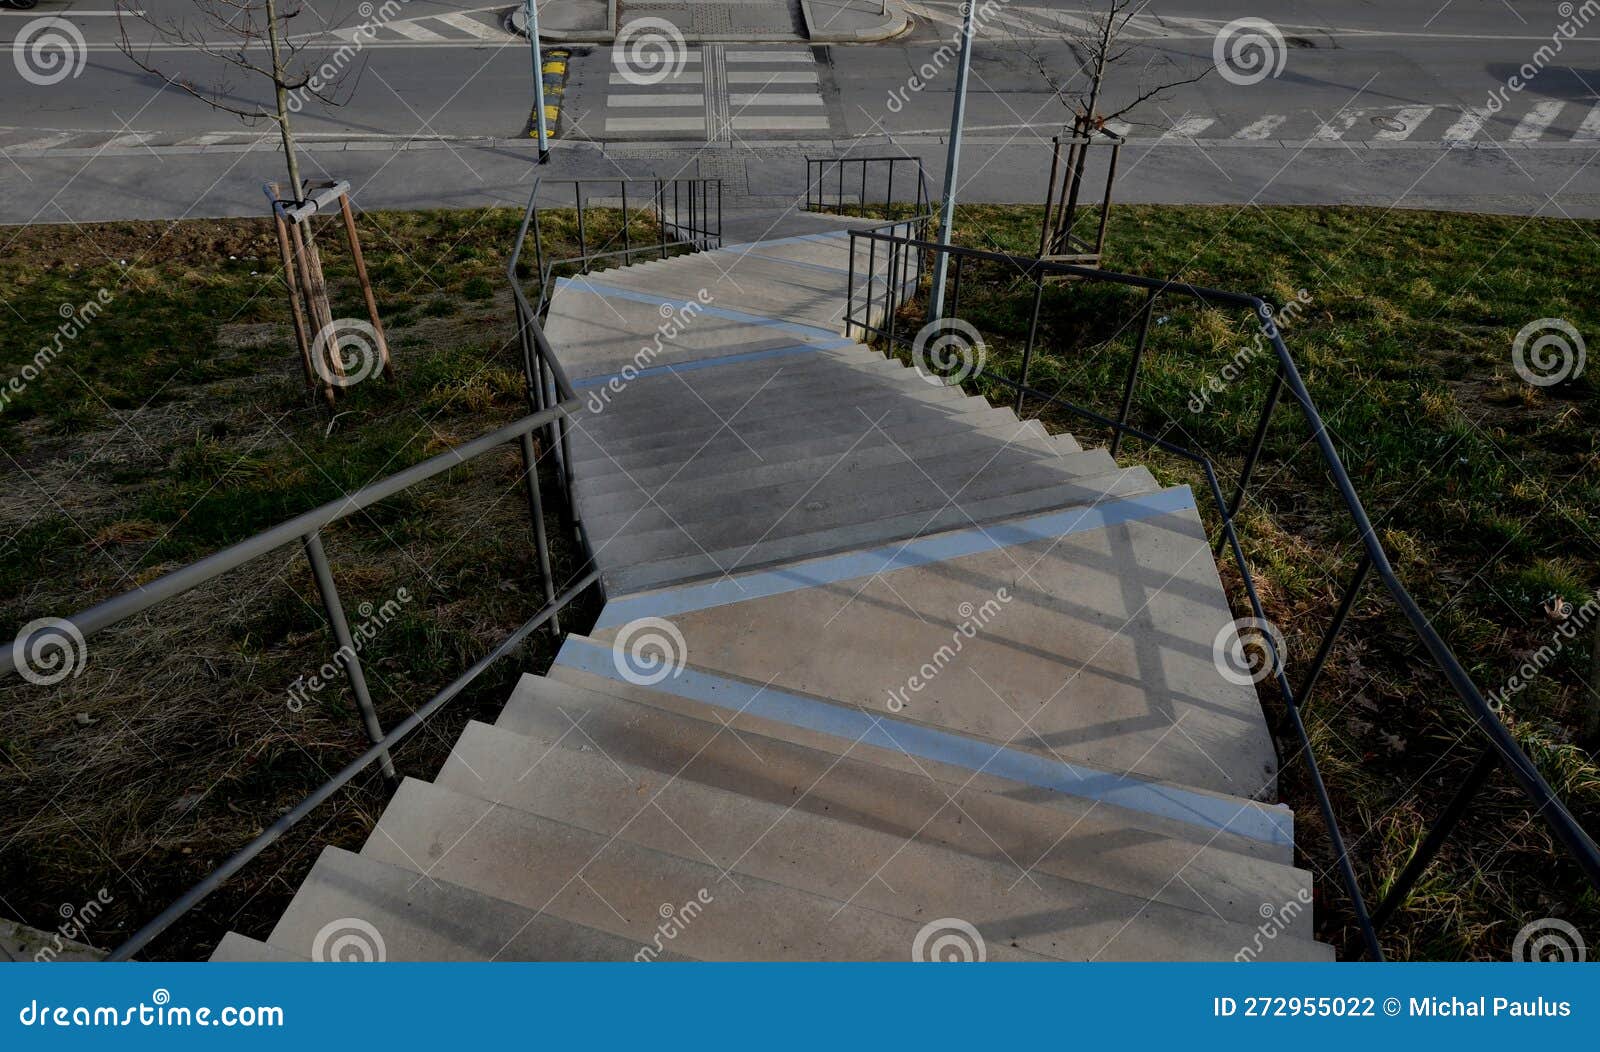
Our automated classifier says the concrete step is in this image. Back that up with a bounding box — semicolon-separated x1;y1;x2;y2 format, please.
575;343;903;418
543;284;843;382
581;435;1112;520
571;402;1043;481
267;846;675;961
580;440;1123;541
583;262;855;333
551;628;1292;846
439;716;1321;955
603;466;1160;594
573;356;953;444
588;486;1281;802
363;777;1047;961
492;674;1303;902
568;385;981;464
208;932;307;962
591;463;1162;572
576;416;1064;499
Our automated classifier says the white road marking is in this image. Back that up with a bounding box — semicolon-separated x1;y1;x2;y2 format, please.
5;131;78;151
1440;108;1488;141
104;133;149;148
388;20;448;41
727;71;818;84
1312;112;1361;140
604;117;707;132
730;115;830;131
607;94;707;107
1233;114;1289;139
1163;116;1217;139
729;93;824;106
1372;105;1435;140
610;72;704;84
431;12;505;38
1509;100;1564;140
1575;102;1600;141
725;51;812;62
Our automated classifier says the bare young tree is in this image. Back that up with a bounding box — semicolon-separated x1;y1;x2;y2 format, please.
114;0;359;199
113;1;391;404
1005;0;1214;130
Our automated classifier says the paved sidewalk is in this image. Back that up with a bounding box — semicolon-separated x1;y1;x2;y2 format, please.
516;0;908;42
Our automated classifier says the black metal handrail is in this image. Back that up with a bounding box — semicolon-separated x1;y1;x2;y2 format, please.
519;176;723;319
1;399;591;959
805;155;931;220
843;227;1600;960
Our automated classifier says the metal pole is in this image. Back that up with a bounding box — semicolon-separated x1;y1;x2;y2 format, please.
927;0;977;321
302;531;395;781
526;0;550;162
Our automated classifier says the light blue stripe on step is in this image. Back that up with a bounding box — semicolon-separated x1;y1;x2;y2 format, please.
572;339;854;389
715;229;851;254
556;277;841;341
555;636;1293;847
596;486;1198;623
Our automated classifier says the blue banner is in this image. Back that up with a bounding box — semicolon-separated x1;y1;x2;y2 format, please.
2;963;1593;1049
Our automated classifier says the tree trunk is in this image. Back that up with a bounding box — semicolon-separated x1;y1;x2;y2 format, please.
263;0;304;200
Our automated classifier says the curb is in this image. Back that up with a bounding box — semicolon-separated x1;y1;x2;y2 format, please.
503;2;616;43
800;0;910;43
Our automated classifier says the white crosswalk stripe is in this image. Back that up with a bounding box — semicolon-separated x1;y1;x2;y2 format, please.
430;12;504;39
1162;116;1217;139
1510;100;1564;140
1234;114;1289;139
1372;105;1435;140
385;20;447;41
1575;103;1600;141
1441;108;1489;142
604;46;828;139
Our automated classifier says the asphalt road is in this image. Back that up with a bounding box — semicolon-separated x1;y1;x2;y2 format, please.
2;0;1598;222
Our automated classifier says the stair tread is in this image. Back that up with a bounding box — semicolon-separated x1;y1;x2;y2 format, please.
364;777;1049;961
268;846;674;962
442;714;1317;947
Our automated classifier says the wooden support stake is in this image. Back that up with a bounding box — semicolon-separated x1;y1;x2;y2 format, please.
336;192;393;381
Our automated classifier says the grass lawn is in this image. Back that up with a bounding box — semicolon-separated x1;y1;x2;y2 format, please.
0;200;1595;960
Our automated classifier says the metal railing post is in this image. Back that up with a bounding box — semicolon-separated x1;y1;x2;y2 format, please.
519;430;560;637
1111;289;1157;458
302;531;395;781
1015;273;1045;414
1296;552;1374;711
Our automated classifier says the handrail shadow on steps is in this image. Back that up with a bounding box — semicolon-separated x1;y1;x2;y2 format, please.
837;226;1600;961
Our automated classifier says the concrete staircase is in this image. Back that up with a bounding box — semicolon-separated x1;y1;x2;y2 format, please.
211;209;1332;962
